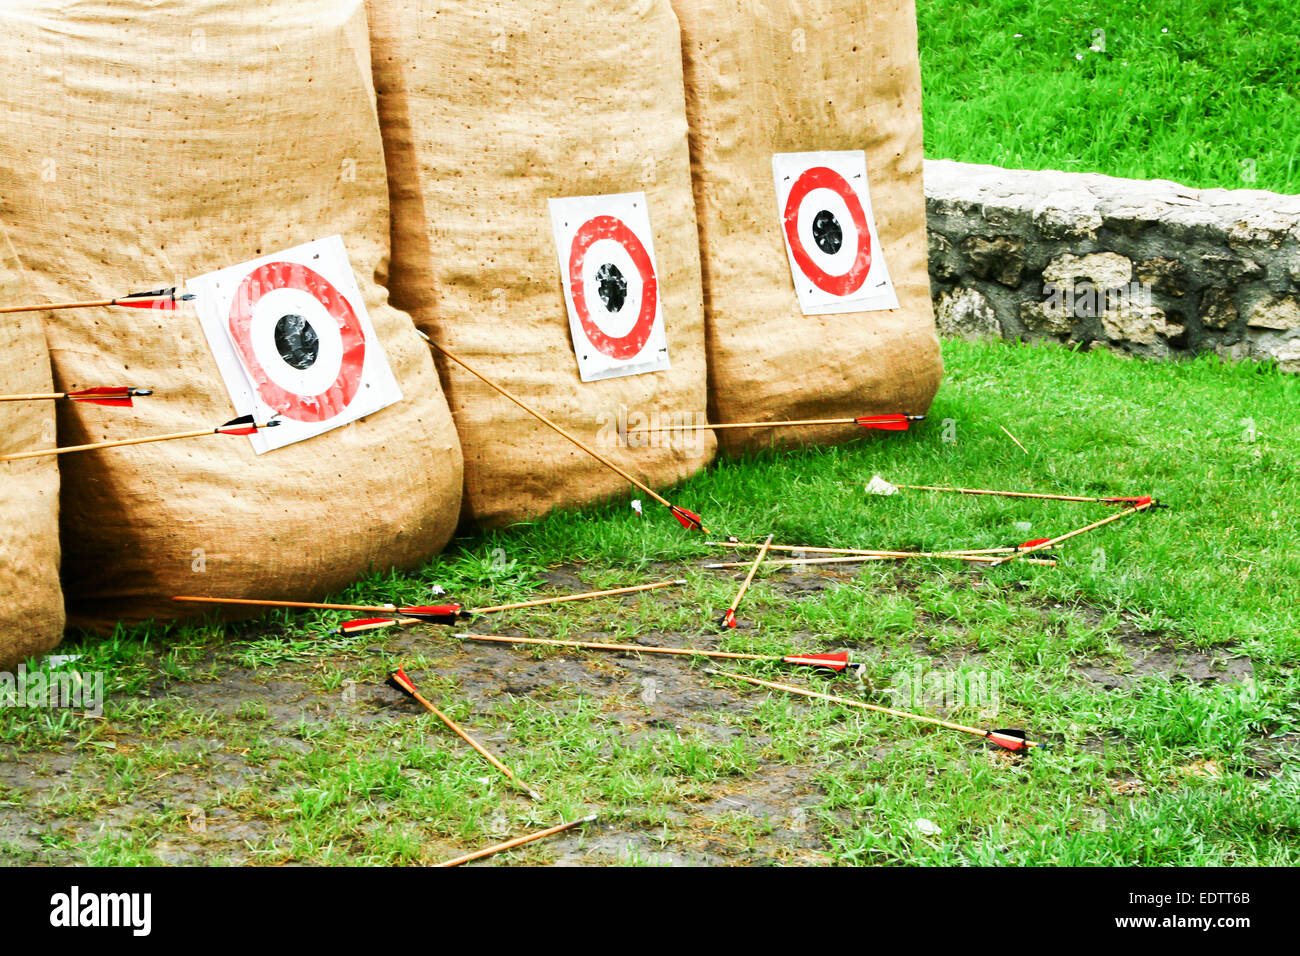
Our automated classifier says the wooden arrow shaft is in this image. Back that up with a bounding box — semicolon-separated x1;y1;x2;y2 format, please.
724;533;774;618
631;417;859;433
709;544;1057;566
708;670;1037;748
474;579;686;613
895;484;1101;502
405;686;541;801
176;579;684;616
435;815;595;867
457;632;778;663
991;502;1150;565
0;426;215;462
707;553;1057;568
421;334;673;510
0;393;68;402
0;297;118;314
711;541;1022;557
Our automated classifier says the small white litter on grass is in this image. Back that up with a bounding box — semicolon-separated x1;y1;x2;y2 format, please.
915;818;942;837
865;475;898;496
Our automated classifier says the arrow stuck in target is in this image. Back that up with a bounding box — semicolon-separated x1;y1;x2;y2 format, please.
0;386;152;407
0;287;192;315
0;415;279;463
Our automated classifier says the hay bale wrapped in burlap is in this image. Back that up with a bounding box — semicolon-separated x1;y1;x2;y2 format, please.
672;0;942;451
0;0;463;630
0;243;65;665
367;0;715;526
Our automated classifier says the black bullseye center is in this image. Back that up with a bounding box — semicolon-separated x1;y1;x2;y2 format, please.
274;314;319;370
812;209;843;255
596;263;628;313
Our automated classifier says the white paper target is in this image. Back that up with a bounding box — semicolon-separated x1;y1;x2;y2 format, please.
548;192;671;382
772;150;899;315
186;235;402;453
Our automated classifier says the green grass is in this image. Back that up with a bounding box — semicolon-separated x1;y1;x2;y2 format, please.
918;1;1300;193
2;338;1297;865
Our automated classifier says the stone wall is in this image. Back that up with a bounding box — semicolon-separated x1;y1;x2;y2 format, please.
924;159;1300;372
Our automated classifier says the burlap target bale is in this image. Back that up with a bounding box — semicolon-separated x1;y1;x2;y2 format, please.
0;0;463;630
368;0;715;526
672;0;942;451
0;241;65;665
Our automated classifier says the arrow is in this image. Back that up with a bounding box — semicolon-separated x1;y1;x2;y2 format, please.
988;498;1161;566
435;814;597;867
707;541;1058;567
0;287;193;315
417;633;859;673
175;579;688;627
707;669;1038;752
894;483;1159;506
718;533;773;628
0;386;152;408
385;666;543;801
0;415;279;462
628;414;924;435
415;330;709;534
705;553;1058;569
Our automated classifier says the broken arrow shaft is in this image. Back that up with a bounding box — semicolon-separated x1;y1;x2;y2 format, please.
435;815;595;867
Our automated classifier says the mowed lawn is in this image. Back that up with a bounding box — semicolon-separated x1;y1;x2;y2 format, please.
3;339;1297;865
917;0;1300;193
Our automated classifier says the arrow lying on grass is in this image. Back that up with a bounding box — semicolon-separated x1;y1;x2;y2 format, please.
628;414;924;435
0;415;278;462
718;534;774;629
442;633;860;673
435;814;597;868
173;579;688;630
893;483;1160;507
0;386;152;407
416;330;708;534
386;666;542;801
708;670;1038;752
707;541;1058;567
0;287;193;315
988;497;1163;567
706;553;1058;569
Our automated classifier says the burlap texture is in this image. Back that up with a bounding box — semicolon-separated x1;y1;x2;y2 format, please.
672;0;942;451
368;0;715;526
0;238;65;664
0;0;463;629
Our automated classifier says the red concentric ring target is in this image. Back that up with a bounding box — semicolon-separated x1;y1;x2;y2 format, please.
568;215;658;360
782;166;872;296
227;261;366;423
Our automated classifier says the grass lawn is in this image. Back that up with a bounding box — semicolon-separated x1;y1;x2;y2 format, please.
917;0;1300;193
3;338;1297;865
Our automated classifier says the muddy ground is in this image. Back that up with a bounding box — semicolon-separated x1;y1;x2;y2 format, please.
0;560;1276;866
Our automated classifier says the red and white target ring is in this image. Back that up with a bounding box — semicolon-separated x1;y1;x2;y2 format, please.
781;165;872;297
567;215;658;361
227;261;366;423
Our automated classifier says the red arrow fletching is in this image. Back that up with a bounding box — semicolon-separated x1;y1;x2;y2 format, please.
987;729;1030;752
1102;495;1153;507
67;386;135;407
1017;538;1052;550
782;651;851;671
671;506;706;533
395;604;465;625
720;609;737;629
338;617;400;635
385;666;418;699
854;415;910;431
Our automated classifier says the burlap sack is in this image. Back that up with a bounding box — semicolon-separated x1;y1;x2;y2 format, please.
672;0;942;451
0;0;463;630
0;239;65;665
368;0;715;526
